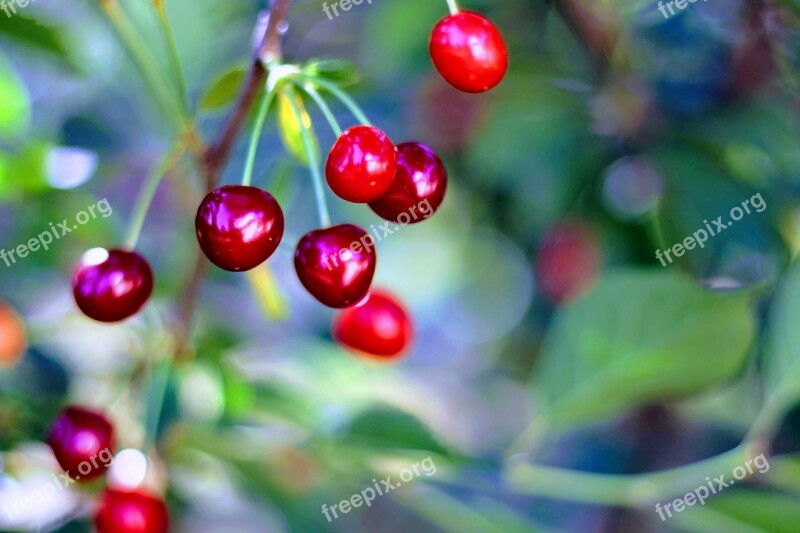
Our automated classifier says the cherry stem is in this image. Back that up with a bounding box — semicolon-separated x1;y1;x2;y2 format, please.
241;86;278;187
125;143;185;250
297;81;343;137
154;1;190;117
445;0;459;15
285;89;332;228
296;75;372;127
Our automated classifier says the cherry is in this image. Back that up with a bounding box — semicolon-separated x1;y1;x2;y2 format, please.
0;302;26;367
47;406;114;481
536;221;600;303
429;11;508;93
294;224;377;308
94;489;169;533
325;126;398;203
369;142;447;224
72;248;154;322
333;289;413;359
195;185;284;272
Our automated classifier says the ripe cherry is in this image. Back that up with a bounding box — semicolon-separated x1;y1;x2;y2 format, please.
0;302;26;367
47;406;114;481
536;221;600;303
94;489;169;533
295;224;377;308
333;289;413;359
195;185;284;272
72;248;154;322
326;126;398;203
369;142;447;224
429;11;508;93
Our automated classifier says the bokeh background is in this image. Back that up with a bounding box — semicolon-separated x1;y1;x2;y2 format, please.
1;0;800;531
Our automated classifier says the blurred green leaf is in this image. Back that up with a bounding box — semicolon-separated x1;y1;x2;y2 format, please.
0;57;28;138
700;490;800;532
765;262;800;401
0;141;52;199
535;271;756;430
303;59;359;87
245;263;288;321
199;64;248;110
342;405;452;456
277;85;318;165
0;14;75;69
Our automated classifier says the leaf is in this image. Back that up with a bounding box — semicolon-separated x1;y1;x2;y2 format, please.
0;14;75;70
0;142;52;200
535;270;756;430
765;262;800;401
697;490;800;532
245;263;288;321
303;59;359;87
0;57;28;138
342;405;452;456
277;85;318;166
199;65;248;110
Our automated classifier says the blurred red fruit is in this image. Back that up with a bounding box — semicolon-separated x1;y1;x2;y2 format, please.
94;489;169;533
0;302;26;367
333;290;413;359
47;406;115;481
536;222;600;303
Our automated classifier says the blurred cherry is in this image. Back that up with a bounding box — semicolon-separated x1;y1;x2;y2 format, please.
333;290;413;359
94;489;169;533
536;222;600;303
47;406;114;481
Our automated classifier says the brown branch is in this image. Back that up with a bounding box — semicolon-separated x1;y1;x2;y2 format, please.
174;0;293;359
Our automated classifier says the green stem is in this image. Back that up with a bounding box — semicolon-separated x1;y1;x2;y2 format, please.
125;144;184;249
648;210;668;254
445;0;460;15
284;89;332;228
294;74;372;126
100;0;186;130
242;88;277;187
295;80;343;136
144;356;171;452
154;2;190;116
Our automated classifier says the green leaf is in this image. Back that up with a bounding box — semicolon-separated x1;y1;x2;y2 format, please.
0;14;75;69
245;263;288;321
535;270;756;430
342;405;452;456
0;142;51;199
765;262;800;401
277;85;318;166
0;58;28;138
199;65;248;110
699;490;800;532
303;59;360;87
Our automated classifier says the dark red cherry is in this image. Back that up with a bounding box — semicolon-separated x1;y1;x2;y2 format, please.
325;126;398;203
369;142;447;224
94;489;169;533
47;406;114;481
294;224;377;308
195;185;284;272
536;221;600;303
429;11;508;93
333;289;413;359
72;248;154;322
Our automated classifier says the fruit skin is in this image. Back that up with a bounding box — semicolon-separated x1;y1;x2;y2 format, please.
536;222;600;303
0;302;26;367
47;406;115;481
325;126;398;203
195;185;285;272
72;249;154;322
94;489;169;533
369;142;447;224
333;290;413;359
295;224;377;308
429;11;508;93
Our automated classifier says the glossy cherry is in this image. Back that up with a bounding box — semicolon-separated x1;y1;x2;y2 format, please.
369;142;447;224
72;248;154;322
195;185;284;272
94;489;169;533
536;221;600;303
47;406;114;481
326;126;398;203
429;11;508;93
333;290;413;359
295;224;377;308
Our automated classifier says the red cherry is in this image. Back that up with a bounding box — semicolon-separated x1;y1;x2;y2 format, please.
295;224;377;308
47;406;114;481
333;289;413;359
325;126;398;203
369;142;447;224
195;185;284;272
536;222;600;303
429;11;508;93
94;489;169;533
72;248;154;322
